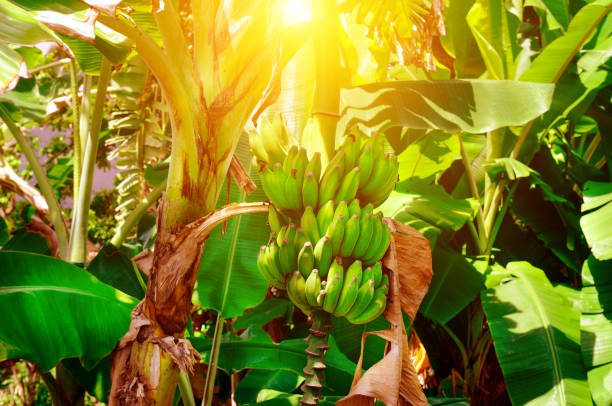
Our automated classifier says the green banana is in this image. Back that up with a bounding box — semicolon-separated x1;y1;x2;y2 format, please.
322;257;344;313
362;266;374;285
372;261;383;288
268;205;282;232
298;241;315;278
316;200;335;235
361;215;382;264
345;279;376;320
352;212;374;258
257;246;283;288
334;274;360;317
302;172;319;209
306;151;322;181
294;147;309;183
313;236;333;277
261;165;289;209
283;168;302;211
318;164;342;207
325;149;346;177
362;203;374;215
345;259;363;286
305;269;322;307
316;285;326;307
348;287;387;324
283;145;299;172
276;225;287;247
371;158;399;206
334;200;349;220
325;214;346;256
262;244;285;288
357;143;374;187
339;213;360;257
300;206;320;243
341;132;361;170
287;271;311;311
363;217;391;265
333;260;362;316
358;152;391;198
348;199;361;218
277;238;294;275
335;166;361;203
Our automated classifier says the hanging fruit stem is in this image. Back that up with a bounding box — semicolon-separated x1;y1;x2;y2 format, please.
301;310;331;405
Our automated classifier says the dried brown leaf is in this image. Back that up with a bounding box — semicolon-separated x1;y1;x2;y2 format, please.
338;219;432;406
386;220;433;320
229;155;256;195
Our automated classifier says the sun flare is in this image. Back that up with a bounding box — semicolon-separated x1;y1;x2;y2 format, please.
284;0;311;25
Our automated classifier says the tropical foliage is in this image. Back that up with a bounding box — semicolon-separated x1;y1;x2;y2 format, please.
0;0;610;405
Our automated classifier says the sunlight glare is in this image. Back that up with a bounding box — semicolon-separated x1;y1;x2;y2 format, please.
284;0;311;25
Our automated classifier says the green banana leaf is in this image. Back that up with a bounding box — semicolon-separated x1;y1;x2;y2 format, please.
520;0;612;83
419;247;485;324
580;255;612;406
1;0;131;74
195;136;269;318
87;244;146;300
0;44;24;93
580;181;612;260
466;0;520;80
234;369;303;404
190;327;357;395
380;182;477;234
1;228;52;255
337;80;554;135
482;262;590;405
0;251;136;371
233;298;292;331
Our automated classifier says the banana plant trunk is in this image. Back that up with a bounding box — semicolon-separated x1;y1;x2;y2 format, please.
100;1;283;403
109;102;223;404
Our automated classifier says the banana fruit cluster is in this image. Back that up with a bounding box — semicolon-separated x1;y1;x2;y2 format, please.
256;132;398;324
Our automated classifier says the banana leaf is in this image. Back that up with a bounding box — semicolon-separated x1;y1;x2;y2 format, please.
482;262;590;405
580;181;612;260
581;255;612;405
0;251;136;371
337;80;554;135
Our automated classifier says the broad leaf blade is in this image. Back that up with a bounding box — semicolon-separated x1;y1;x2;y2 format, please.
580;181;612;260
191;328;356;395
338;80;554;135
0;251;136;370
520;0;612;83
419;247;484;324
482;262;590;405
581;256;612;406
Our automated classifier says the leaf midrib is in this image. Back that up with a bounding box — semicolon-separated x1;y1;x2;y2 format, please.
0;285;120;302
514;272;564;405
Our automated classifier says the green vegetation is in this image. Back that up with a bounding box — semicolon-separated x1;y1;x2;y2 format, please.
0;0;610;405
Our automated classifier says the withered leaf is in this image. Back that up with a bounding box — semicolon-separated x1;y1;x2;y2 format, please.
337;219;432;406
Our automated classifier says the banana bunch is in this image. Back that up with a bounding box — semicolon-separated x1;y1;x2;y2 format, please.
257;199;391;286
286;258;389;324
260;132;399;214
255;129;398;325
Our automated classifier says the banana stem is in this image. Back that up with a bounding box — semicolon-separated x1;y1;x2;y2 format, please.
301;311;330;406
68;57;112;263
69;59;81;204
0;104;69;259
